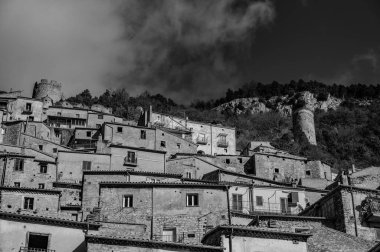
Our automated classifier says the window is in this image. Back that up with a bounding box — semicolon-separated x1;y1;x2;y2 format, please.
38;145;43;151
96;124;101;129
187;194;199;207
86;131;91;137
324;172;327;179
256;196;263;206
72;213;78;221
140;130;146;139
53;148;57;153
14;159;24;171
27;233;49;250
26;103;32;111
28;116;34;121
57;112;61;116
177;143;181;149
186;172;192;179
274;168;279;173
306;170;311;176
123;195;133;207
24;197;34;210
40;164;47;173
38;183;45;189
76;114;80;118
14;182;20;187
98;115;103;119
238;158;242;163
226;159;230;164
232;194;243;211
117;127;123;133
160;141;166;147
82;161;92;171
125;151;137;164
288;192;299;207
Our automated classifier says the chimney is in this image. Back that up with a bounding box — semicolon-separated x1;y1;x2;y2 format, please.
351;164;356;174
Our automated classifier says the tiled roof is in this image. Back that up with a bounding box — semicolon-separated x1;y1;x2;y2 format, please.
202;225;312;245
84;170;182;178
85;234;223;251
99;181;228;189
109;144;167;154
0;186;61;194
0;211;100;230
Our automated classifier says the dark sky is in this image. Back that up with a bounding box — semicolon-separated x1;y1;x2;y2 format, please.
0;0;379;104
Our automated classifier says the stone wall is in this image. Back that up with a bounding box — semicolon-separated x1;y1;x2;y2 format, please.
98;185;228;240
57;151;111;183
2;157;56;189
155;128;197;157
248;153;307;182
6;98;44;122
1;121;22;145
0;189;59;215
20;133;71;156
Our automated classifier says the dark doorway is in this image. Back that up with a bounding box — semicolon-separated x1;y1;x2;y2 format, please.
28;233;49;250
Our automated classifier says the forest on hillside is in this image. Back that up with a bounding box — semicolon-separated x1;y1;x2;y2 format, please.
67;80;380;172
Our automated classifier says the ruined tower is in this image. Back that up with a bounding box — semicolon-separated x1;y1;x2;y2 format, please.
32;79;63;103
292;107;317;145
292;91;317;145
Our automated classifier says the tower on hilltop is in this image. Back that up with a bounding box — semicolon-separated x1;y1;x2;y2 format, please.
32;79;63;103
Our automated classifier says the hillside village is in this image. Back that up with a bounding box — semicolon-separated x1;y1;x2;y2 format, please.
0;79;380;252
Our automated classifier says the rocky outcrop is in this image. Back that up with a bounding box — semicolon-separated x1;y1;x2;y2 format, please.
213;91;343;116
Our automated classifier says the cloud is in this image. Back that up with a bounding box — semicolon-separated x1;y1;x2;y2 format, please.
0;0;275;103
305;48;380;85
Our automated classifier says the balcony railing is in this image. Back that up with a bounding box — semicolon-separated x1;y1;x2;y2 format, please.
152;234;201;244
196;136;208;145
230;200;303;216
19;247;55;252
22;109;33;114
124;157;137;166
217;140;229;148
70;142;97;149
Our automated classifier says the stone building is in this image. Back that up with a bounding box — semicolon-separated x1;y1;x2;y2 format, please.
57;150;111;183
32;79;63;103
0;211;100;252
0;152;56;189
139;107;236;155
96;182;229;242
106;145;166;173
87;111;123;128
101;122;197;157
82;170;182;219
0;186;61;216
5;97;44;122
46;106;88;128
242;142;332;183
300;185;380;242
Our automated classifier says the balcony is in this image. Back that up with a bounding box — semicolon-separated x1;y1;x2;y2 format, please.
19;247;55;252
196;136;208;145
152;234;201;244
230;200;302;216
22;109;33;115
217;140;229;148
124;157;137;166
70;142;97;149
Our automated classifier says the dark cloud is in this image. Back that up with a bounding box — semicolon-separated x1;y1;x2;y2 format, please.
0;0;275;103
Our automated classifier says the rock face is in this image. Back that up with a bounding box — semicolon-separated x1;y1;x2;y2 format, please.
213;91;343;116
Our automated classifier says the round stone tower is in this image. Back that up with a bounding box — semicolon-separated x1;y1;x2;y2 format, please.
292;107;317;145
32;79;63;103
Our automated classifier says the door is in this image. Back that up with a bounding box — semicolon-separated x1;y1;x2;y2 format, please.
162;229;176;242
28;233;49;250
280;198;288;214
